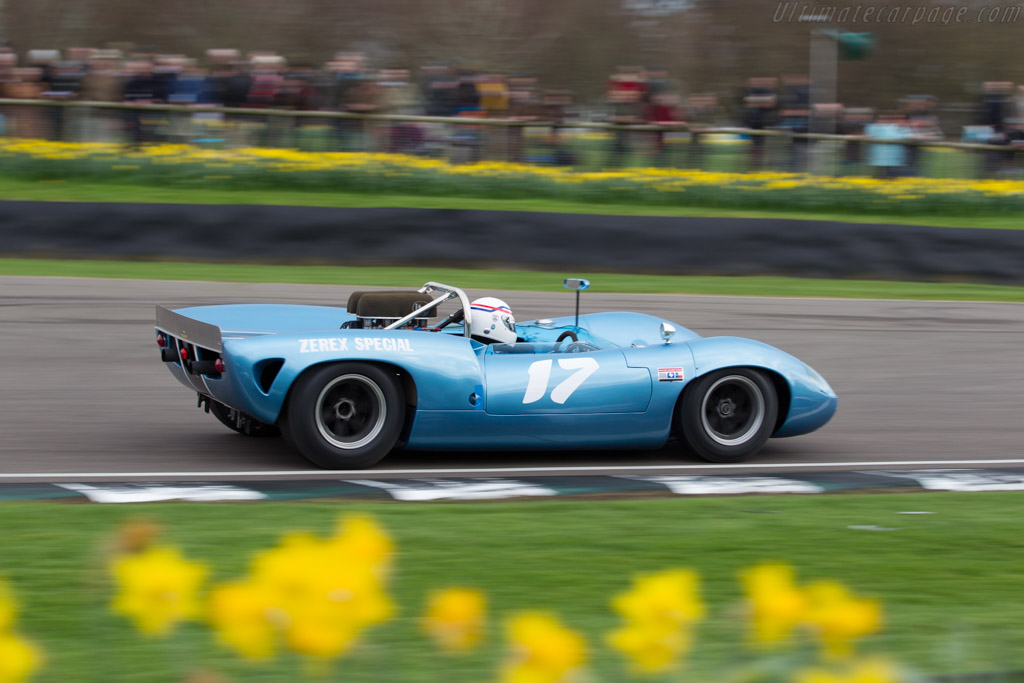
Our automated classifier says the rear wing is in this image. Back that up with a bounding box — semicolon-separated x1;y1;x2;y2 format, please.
155;305;223;353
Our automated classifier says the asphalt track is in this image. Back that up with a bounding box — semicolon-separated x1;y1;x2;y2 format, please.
2;276;1022;483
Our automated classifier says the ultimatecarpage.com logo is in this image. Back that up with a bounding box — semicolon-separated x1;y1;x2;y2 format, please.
773;2;1022;24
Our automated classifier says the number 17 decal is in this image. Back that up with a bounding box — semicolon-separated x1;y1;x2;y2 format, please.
523;358;599;404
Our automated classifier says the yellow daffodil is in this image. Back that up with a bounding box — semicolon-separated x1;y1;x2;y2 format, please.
0;632;42;683
208;514;395;662
795;657;902;683
110;546;207;636
0;579;15;633
0;579;42;683
607;569;704;674
326;514;394;577
804;581;882;660
501;611;586;683
208;579;280;660
284;602;362;659
611;569;705;629
741;563;808;647
422;587;486;653
607;621;693;674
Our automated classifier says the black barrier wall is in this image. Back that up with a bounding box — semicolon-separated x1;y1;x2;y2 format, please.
2;200;1022;283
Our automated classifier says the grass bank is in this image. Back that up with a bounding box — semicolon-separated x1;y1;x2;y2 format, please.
2;493;1023;681
4;257;1024;302
2;140;1024;220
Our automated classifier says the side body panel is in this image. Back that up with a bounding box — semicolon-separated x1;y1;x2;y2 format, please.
408;335;700;450
406;411;670;450
483;349;651;415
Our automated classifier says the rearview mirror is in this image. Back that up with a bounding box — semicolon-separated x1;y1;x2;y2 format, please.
564;278;590;327
660;322;676;344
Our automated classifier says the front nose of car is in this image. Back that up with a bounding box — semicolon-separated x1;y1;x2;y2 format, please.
802;363;838;429
773;361;837;438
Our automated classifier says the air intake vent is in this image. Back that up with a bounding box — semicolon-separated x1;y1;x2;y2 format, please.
256;359;284;394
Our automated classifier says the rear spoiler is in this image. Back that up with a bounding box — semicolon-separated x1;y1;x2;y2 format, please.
155;305;223;353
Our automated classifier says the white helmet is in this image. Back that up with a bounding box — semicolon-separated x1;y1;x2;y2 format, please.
469;297;517;344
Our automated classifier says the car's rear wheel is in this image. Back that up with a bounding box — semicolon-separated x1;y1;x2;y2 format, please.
280;362;404;469
677;368;778;463
208;400;280;437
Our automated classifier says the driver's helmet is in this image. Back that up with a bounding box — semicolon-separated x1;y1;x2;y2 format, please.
469;297;517;344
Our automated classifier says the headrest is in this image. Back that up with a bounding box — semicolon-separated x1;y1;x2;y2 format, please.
348;291;436;320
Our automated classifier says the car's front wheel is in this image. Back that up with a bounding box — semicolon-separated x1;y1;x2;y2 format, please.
280;363;405;469
677;368;778;463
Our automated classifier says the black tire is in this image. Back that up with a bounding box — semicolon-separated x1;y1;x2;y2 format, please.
676;368;778;463
280;363;404;469
209;401;280;437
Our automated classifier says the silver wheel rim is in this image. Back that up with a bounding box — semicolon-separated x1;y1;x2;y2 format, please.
700;375;765;447
314;374;387;450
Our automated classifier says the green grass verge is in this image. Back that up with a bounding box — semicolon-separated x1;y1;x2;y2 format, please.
4;257;1024;302
3;493;1024;682
1;176;1022;230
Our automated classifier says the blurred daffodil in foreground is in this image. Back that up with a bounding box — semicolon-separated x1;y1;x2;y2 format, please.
110;546;207;636
0;580;15;633
93;511;895;678
422;587;487;653
742;563;808;647
740;564;882;660
0;578;42;683
207;579;279;661
795;657;902;683
607;569;704;674
208;514;394;661
804;581;882;660
501;611;587;683
0;633;42;683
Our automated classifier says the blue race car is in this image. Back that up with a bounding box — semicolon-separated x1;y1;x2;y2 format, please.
155;280;836;468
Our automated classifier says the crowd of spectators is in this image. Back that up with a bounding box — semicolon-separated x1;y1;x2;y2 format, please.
0;44;1020;174
0;46;580;156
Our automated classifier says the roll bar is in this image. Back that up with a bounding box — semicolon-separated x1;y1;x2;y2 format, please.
384;282;474;338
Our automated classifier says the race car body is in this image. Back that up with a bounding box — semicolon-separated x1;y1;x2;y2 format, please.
155;281;836;468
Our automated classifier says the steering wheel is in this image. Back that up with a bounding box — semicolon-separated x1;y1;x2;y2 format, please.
556;330;578;343
434;308;465;331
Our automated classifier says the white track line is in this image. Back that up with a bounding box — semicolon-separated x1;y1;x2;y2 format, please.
3;458;1024;479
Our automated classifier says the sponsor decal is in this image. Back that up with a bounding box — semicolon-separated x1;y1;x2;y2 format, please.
57;483;266;503
355;337;414;353
658;367;684;382
299;337;414;353
299;337;348;353
344;478;557;501
619;475;823;495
